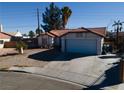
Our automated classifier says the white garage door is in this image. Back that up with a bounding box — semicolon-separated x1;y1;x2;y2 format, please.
66;39;97;55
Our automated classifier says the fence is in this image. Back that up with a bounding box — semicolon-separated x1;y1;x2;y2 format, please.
4;41;17;48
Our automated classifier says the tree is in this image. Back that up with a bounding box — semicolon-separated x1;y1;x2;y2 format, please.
23;33;27;36
28;30;35;38
61;6;72;28
41;2;63;32
35;28;42;35
112;20;124;50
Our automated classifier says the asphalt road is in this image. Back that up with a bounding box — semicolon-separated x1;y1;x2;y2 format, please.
0;71;82;90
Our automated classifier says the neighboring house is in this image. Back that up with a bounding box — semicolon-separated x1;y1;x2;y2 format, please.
105;31;124;50
38;32;55;48
22;34;30;39
50;27;106;55
117;32;124;43
0;32;13;48
6;31;22;37
0;24;20;48
0;24;11;48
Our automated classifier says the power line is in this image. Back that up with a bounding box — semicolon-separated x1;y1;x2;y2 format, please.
0;12;43;17
0;5;42;8
6;25;37;27
0;15;38;18
1;8;124;17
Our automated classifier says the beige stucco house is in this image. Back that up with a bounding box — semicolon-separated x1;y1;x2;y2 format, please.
6;31;22;37
38;32;55;48
0;32;13;48
0;24;16;48
50;27;106;55
0;24;10;48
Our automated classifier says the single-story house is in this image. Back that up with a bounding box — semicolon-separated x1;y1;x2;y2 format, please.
5;31;22;38
0;32;14;48
0;24;19;48
105;31;124;51
38;32;55;48
0;24;10;48
50;27;106;55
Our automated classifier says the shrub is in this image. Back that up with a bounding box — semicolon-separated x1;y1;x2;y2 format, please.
16;41;27;50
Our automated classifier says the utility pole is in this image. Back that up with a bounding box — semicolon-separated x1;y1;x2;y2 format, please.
36;8;42;35
116;25;119;49
37;8;40;31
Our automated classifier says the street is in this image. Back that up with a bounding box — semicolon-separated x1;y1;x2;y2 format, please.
0;71;82;90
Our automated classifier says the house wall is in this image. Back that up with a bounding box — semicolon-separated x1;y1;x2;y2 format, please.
96;37;104;54
101;38;104;53
47;36;53;46
38;35;53;48
61;32;103;54
0;39;11;48
62;32;100;39
0;44;4;48
54;37;60;46
38;36;42;46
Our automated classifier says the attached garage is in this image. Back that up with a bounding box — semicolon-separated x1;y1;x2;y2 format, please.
65;39;97;55
60;28;106;55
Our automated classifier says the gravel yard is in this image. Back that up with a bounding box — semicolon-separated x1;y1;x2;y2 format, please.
0;48;18;56
0;49;49;69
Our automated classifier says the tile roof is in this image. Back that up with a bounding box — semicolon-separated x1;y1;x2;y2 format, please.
50;27;106;37
38;32;55;37
0;32;12;39
5;32;17;36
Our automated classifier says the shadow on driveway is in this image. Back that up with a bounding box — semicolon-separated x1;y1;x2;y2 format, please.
83;63;121;90
99;55;119;59
28;49;92;61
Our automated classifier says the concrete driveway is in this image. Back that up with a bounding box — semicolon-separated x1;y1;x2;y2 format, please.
0;49;121;89
7;49;120;89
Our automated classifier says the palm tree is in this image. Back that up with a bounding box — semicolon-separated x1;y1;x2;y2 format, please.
61;6;72;29
112;20;124;49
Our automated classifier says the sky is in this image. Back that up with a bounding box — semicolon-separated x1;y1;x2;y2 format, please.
0;2;124;34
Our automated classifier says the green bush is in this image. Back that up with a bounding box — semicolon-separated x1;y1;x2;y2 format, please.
16;41;27;50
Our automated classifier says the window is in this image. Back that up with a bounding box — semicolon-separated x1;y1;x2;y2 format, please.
76;33;83;38
0;40;4;44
